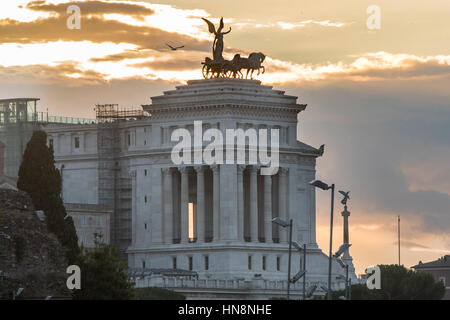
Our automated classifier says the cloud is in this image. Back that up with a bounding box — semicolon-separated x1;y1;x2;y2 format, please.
277;20;347;29
392;241;449;255
295;76;450;241
26;0;155;18
233;19;348;30
401;162;450;196
393;240;430;250
0;15;209;52
351;224;382;231
409;247;450;254
0;62;108;85
130;56;202;71
3;2;449;85
260;52;450;84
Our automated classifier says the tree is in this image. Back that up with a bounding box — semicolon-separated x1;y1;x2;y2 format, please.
72;240;135;300
17;130;80;264
17;131;61;211
332;264;446;300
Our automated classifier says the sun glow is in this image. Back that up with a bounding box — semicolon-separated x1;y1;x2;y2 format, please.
189;202;195;241
0;41;138;67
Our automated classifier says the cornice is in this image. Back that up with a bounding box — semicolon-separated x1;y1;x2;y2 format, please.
145;104;305;122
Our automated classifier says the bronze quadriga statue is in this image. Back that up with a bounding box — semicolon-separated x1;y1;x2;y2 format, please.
201;17;266;79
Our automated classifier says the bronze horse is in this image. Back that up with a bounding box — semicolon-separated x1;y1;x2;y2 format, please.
202;52;266;79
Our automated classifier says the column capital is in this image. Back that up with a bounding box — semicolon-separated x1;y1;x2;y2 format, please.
129;169;137;178
194;165;205;174
178;166;190;174
210;164;220;173
249;165;260;174
237;165;246;174
162;167;172;175
341;207;351;217
279;167;289;176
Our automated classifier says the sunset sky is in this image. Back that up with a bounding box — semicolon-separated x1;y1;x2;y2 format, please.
1;0;449;274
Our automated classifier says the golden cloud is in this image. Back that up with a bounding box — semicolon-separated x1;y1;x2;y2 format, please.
26;0;155;19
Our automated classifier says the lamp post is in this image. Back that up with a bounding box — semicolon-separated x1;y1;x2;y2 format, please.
13;287;24;300
302;243;306;300
335;244;352;300
272;217;293;299
348;278;352;300
305;285;317;299
292;241;307;300
309;179;335;300
346;265;350;299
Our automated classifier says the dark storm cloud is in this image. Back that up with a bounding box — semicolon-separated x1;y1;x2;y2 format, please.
292;76;450;238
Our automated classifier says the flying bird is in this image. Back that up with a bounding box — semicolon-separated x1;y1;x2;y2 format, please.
166;44;185;51
339;190;350;205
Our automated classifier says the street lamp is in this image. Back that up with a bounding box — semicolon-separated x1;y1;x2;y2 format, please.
291;270;306;284
272;217;293;299
333;243;352;258
305;285;317;299
309;179;335;300
320;284;329;298
334;243;352;299
336;257;346;268
292;241;307;300
13;287;24;300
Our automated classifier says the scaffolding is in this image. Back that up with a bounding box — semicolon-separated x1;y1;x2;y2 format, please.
95;104;148;260
0;98;97;178
95;104;149;123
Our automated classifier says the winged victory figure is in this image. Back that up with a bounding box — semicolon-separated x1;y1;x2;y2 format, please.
339;190;350;206
202;17;231;61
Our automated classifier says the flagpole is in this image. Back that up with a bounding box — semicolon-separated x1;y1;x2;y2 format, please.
398;216;401;265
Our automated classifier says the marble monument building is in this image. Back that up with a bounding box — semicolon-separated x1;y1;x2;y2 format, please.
44;78;355;298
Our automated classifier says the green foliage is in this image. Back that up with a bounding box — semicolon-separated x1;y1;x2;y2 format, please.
13;235;27;263
72;243;135;300
17;130;80;264
332;264;446;300
17;131;61;211
133;287;186;300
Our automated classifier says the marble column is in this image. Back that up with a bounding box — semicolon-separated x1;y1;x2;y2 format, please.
195;166;205;243
308;172;317;246
278;168;288;243
179;167;189;244
162;168;173;244
264;174;273;243
150;167;163;244
250;166;259;242
211;165;220;241
130;169;137;246
80;132;86;152
237;165;245;241
342;206;350;258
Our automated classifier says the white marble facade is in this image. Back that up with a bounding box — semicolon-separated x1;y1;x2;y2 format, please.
45;78;353;296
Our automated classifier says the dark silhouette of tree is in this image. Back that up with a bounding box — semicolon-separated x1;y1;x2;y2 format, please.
73;238;134;300
17;130;79;264
332;264;445;300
